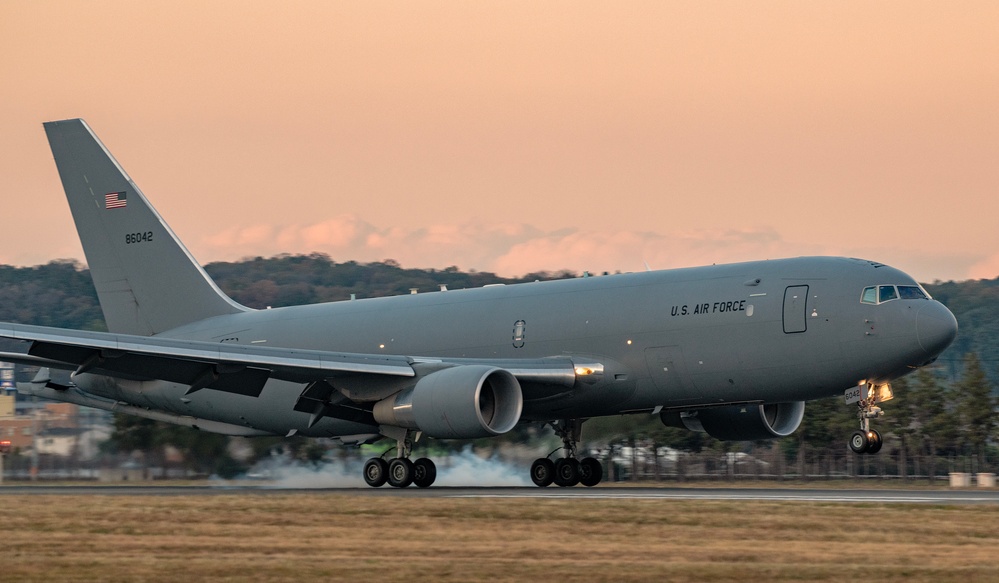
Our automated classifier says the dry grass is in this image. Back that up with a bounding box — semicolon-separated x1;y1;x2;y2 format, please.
1;493;997;582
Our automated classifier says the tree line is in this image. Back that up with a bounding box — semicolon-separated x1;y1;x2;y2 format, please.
0;255;996;479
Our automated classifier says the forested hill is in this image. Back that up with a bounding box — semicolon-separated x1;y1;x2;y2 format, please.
0;254;573;331
0;254;993;381
200;254;574;308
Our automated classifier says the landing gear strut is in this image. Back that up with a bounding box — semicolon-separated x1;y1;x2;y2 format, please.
363;429;437;488
531;419;603;488
847;382;892;455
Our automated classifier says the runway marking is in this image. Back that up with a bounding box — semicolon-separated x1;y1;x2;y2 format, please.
3;485;998;505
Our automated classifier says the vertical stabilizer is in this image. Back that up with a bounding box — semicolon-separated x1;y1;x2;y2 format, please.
44;119;247;335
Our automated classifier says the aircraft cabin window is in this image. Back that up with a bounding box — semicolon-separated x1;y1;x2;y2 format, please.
861;287;877;304
878;285;898;303
897;285;928;300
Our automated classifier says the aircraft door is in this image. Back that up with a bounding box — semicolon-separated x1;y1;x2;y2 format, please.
782;285;809;334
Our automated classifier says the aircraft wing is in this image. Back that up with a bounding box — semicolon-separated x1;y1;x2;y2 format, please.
0;323;578;399
0;322;417;398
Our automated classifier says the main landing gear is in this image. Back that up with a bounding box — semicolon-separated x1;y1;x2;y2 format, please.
363;430;437;488
847;382;893;455
530;419;603;488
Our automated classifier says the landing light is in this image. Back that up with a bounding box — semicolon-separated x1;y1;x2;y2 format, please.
575;367;594;376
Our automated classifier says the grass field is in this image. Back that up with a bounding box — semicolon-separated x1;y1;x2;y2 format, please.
2;492;998;582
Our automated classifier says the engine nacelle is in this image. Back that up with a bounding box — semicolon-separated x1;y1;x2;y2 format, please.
372;365;523;439
660;401;805;441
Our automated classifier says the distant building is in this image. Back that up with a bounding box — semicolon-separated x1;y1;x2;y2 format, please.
0;393;13;418
0;394;92;455
36;427;85;457
0;416;35;451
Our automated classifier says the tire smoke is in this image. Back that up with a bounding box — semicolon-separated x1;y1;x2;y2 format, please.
234;446;530;488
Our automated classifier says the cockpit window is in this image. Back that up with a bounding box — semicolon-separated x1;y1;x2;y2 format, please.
898;285;929;300
878;285;898;303
862;284;932;305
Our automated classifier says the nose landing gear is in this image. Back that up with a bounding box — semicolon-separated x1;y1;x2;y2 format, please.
846;382;893;454
531;419;603;487
849;428;883;454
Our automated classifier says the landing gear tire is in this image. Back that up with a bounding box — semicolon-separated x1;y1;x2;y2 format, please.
579;457;603;487
867;429;883;454
848;382;893;457
554;458;581;487
413;458;437;488
387;458;414;488
363;458;389;487
531;458;555;487
533;418;594;487
849;430;870;454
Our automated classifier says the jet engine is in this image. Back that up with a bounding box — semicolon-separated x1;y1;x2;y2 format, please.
372;365;523;439
660;401;805;441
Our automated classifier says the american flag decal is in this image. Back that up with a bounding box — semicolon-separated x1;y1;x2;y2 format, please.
105;191;127;209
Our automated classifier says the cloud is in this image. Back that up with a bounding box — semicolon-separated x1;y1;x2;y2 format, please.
204;224;277;248
491;227;805;276
298;215;374;249
195;214;811;276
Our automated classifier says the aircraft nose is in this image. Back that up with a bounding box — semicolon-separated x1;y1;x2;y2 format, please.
916;301;958;357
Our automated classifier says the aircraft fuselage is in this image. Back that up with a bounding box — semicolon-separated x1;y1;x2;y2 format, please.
75;255;954;438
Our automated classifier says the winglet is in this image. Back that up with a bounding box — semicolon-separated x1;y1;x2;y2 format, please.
43;119;247;335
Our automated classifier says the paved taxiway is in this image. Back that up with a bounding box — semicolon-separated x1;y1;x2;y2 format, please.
3;485;999;504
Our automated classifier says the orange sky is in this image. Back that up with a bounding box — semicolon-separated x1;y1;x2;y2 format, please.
1;1;997;282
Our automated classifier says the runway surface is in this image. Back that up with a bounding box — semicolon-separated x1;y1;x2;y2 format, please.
3;484;999;504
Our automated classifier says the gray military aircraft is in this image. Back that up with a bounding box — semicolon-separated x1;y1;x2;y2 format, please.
3;119;958;487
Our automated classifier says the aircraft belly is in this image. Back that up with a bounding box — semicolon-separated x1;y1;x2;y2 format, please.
185;379;371;436
521;375;637;420
71;373;121;401
82;375;375;437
